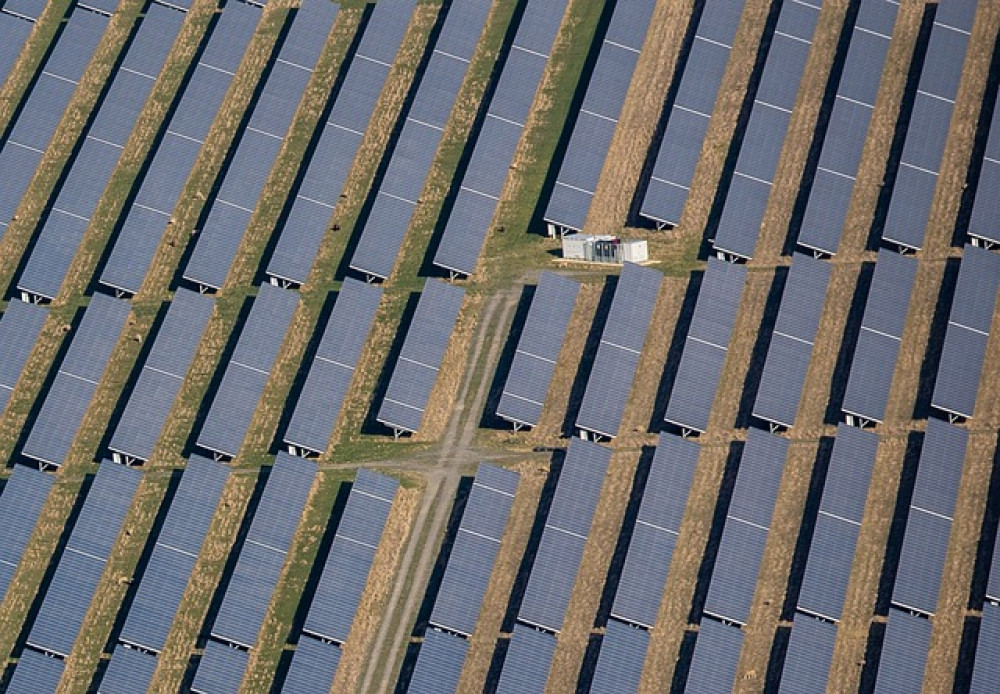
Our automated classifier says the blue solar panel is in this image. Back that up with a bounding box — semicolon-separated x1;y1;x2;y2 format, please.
685;618;744;693
2;0;47;21
281;635;342;694
496;623;556;693
0;466;52;599
191;639;250;694
377;279;465;434
431;0;492;61
0;299;47;411
969;78;1000;244
0;16;34;94
7;648;65;694
873;608;931;693
971;603;1000;692
778;614;836;693
590;619;649;694
98;644;158;694
407;627;468;694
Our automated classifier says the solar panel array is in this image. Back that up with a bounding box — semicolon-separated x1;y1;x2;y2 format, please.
109;288;214;463
98;643;159;694
576;263;662;439
684;615;745;693
183;0;339;291
377;278;465;435
931;244;1000;419
639;0;746;227
841;249;918;425
778;613;838;693
0;7;35;90
99;0;262;296
972;503;1000;687
8;461;140;694
752;253;831;428
665;257;747;434
2;0;48;21
589;619;650;694
285;469;397;690
191;453;315;694
542;0;656;234
880;0;976;251
431;0;567;277
7;648;65;694
197;283;299;458
348;0;493;281
265;0;416;287
497;272;579;429
873;608;933;693
968;77;1000;245
711;0;821;260
516;438;610;633
0;465;52;600
797;424;878;622
0;298;47;412
0;6;107;242
891;418;966;616
405;626;468;694
279;634;342;694
21;293;130;468
284;278;382;456
703;429;788;625
495;622;558;694
16;2;186;301
797;0;900;255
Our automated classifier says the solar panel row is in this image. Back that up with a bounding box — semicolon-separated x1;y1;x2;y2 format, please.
971;603;1000;692
99;0;262;295
7;647;65;694
348;0;493;281
279;634;342;694
797;424;878;622
516;439;610;634
0;465;52;601
2;0;48;21
703;429;788;625
495;622;557;694
99;643;158;694
197;283;299;458
576;263;662;439
589;618;650;694
873;607;932;693
0;7;107;243
841;249;918;425
0;10;34;90
968;75;1000;245
685;616;744;693
377;278;465;435
266;0;417;286
405;626;468;694
21;293;131;468
712;0;821;260
182;0;339;291
639;0;746;227
284;278;382;456
892;418;967;616
12;460;140;688
931;244;1000;419
881;0;975;251
798;0;900;255
431;0;568;277
665;257;747;434
778;613;837;693
543;0;656;234
753;253;832;428
109;288;214;463
497;271;579;428
0;298;47;412
294;469;397;649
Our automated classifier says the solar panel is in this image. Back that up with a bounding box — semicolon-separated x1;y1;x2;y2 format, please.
873;609;931;693
778;614;836;693
685;618;744;693
589;619;650;694
0;465;52;599
971;603;1000;692
518;439;610;632
542;0;655;233
842;250;918;424
576;263;661;438
2;0;47;21
301;469;398;644
197;284;298;458
969;77;1000;244
430;463;519;636
98;644;158;694
665;257;747;433
612;433;699;628
99;2;262;295
0;14;33;97
496;623;557;693
191;639;250;694
753;254;831;427
284;279;382;455
406;627;468;694
280;635;342;694
6;648;65;694
21;294;130;468
377;279;465;434
639;0;745;226
26;461;141;658
209;453;315;650
0;299;47;411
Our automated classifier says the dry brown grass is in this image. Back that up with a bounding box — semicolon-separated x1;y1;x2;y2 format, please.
332;482;420;694
584;0;696;235
458;459;548;693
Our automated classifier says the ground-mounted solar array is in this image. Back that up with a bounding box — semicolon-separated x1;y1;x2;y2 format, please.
0;0;996;692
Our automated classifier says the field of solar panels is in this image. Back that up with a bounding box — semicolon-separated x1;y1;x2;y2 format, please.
0;0;999;691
